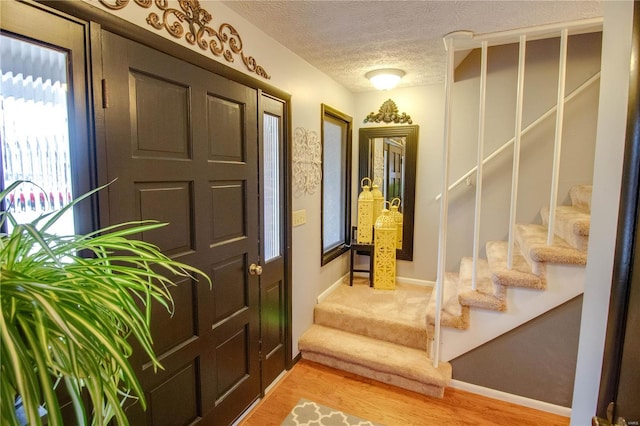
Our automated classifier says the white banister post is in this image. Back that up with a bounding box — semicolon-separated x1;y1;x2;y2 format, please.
507;35;527;269
434;36;455;367
472;41;488;291
547;28;569;245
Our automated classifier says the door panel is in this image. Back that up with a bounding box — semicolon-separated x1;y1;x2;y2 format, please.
260;95;287;388
101;31;259;425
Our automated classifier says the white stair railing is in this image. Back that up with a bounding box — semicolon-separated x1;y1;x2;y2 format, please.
434;71;600;203
547;29;569;245
506;34;527;269
433;18;603;365
471;41;488;291
433;36;455;368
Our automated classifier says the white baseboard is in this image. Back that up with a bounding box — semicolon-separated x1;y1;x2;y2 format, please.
317;274;348;303
317;273;434;304
397;276;434;287
450;379;572;417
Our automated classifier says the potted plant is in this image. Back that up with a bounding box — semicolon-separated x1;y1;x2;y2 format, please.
0;181;210;425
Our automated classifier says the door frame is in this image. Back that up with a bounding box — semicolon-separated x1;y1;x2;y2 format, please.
597;0;639;420
40;0;294;379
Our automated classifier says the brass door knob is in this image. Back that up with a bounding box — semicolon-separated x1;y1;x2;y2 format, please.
249;263;262;276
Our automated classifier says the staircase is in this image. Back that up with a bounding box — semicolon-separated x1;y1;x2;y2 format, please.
299;185;591;398
427;184;590;361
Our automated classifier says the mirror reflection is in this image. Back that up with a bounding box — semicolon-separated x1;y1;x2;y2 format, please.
359;125;418;261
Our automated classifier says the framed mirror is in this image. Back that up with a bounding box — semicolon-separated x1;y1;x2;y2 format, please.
358;125;418;261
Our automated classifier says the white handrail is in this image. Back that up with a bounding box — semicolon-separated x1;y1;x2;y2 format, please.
547;29;569;245
448;17;602;51
433;37;455;368
472;41;488;292
507;35;527;269
434;71;600;202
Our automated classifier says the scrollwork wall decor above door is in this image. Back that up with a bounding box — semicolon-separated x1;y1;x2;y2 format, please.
98;0;271;79
293;127;322;197
364;99;412;124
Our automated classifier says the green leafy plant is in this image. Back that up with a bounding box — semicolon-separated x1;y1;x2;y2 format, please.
0;181;210;425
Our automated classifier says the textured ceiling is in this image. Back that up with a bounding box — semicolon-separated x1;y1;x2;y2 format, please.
222;1;603;93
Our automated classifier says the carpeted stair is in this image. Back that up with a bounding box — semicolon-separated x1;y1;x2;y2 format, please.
298;280;452;398
426;185;591;344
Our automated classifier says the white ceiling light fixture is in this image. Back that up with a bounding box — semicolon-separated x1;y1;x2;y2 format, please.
365;68;406;90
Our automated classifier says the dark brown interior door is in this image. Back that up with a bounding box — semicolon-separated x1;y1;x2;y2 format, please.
100;31;260;426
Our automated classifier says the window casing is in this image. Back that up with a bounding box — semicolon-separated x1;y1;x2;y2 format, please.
321;104;352;265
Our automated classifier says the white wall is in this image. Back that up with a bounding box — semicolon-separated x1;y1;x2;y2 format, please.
571;1;634;424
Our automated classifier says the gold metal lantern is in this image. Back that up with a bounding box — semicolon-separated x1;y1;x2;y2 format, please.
357;177;374;244
374;202;397;290
371;177;384;224
390;197;403;248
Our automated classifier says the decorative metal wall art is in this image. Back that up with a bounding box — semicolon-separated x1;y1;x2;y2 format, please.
364;99;413;124
98;0;270;79
293;127;322;197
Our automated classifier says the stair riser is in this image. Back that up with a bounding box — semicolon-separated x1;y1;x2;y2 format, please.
301;352;446;398
314;305;428;351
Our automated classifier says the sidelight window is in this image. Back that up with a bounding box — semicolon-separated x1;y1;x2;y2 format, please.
0;34;75;234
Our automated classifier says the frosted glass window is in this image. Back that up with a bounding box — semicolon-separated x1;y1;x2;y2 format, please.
1;34;75;235
263;113;281;262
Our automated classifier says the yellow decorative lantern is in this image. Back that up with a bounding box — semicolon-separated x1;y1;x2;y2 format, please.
371;177;384;224
374;202;397;290
390;197;403;248
357;177;374;244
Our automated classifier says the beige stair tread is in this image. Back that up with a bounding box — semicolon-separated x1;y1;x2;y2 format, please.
315;300;428;351
570;184;592;213
299;324;451;388
427;272;469;330
541;205;590;236
458;257;506;311
516;224;587;265
486;240;545;289
541;205;590;251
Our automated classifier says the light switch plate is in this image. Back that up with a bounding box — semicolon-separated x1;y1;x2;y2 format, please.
292;209;306;227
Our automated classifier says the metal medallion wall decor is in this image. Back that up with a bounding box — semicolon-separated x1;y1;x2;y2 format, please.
293;127;322;197
98;0;271;79
363;99;413;124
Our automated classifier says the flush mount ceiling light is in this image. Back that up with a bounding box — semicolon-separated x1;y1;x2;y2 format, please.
365;68;406;90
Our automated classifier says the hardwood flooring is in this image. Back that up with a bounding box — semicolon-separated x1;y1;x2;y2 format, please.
240;359;570;426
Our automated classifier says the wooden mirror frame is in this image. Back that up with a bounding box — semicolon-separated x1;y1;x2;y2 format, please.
358;125;418;261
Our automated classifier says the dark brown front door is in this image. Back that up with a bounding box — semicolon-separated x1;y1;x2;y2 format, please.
100;31;260;425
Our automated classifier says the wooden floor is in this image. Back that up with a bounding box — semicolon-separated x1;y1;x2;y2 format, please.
240;359;570;426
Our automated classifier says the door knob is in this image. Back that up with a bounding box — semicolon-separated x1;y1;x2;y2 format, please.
249;263;262;276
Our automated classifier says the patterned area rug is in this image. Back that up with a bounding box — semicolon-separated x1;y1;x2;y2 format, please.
281;399;384;426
